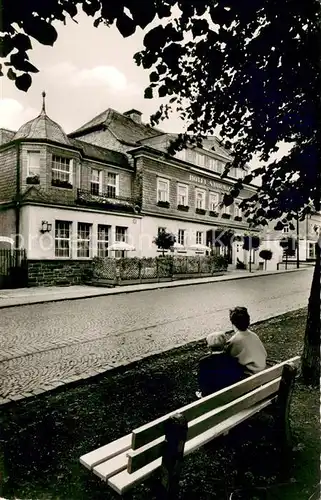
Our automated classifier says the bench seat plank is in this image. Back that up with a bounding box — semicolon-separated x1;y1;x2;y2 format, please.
131;356;300;450
127;378;281;473
80;434;131;470
108;399;273;495
93;450;129;481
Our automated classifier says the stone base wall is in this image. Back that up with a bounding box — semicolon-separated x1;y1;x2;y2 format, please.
27;260;92;287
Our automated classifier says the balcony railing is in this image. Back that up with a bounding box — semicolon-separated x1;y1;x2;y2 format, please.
77;189;140;214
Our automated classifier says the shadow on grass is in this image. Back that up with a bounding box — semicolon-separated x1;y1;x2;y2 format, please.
0;308;319;500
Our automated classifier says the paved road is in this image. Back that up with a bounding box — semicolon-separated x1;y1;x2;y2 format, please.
0;269;313;401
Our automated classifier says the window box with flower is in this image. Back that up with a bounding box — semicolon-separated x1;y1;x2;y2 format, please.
177;204;189;212
209;211;219;217
196;208;206;215
157;200;170;208
52;178;73;189
222;213;231;219
26;175;40;185
234;216;243;221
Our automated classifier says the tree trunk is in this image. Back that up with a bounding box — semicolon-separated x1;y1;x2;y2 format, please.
301;238;320;386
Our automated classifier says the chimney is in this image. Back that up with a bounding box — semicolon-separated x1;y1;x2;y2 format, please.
123;109;142;124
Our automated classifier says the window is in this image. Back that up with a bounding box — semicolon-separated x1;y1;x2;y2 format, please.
309;243;316;259
157;177;169;202
230;167;237;178
97;225;110;258
222;194;231;214
115;226;128;258
77;222;92;258
91;169;102;195
196;153;205;167
186;149;196;163
107;172;118;198
177;184;188;206
205;156;216;172
195;189;206;209
196;231;203;245
27;151;40;178
282;225;289;233
234;200;242;217
55;221;71;258
178;229;185;246
175;150;186;161
213;160;222;174
52;155;72;185
209;192;219;211
115;226;128;243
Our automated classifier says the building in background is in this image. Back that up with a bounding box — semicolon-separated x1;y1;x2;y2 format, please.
0;96;319;285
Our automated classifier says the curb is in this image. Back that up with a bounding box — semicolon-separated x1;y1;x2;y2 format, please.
0;307;306;407
0;267;310;310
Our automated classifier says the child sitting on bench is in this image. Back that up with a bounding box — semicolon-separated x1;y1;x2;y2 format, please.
197;331;245;398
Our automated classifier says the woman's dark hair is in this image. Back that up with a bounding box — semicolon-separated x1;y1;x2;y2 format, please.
229;307;250;331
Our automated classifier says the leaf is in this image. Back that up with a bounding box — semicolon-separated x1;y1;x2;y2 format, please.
0;64;3;77
158;64;167;75
149;71;159;83
223;194;234;206
144;25;165;50
7;68;16;80
243;174;254;184
191;19;209;38
144;87;153;99
23;17;58;46
158;85;167;98
129;2;156;29
82;0;100;17
15;73;32;91
116;13;136;37
10;52;39;73
64;3;78;18
13;33;32;51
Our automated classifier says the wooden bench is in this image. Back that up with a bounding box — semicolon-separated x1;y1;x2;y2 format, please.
80;356;300;497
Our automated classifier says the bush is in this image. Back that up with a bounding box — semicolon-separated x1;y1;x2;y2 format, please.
157;255;173;277
212;254;229;270
259;249;273;261
236;258;246;269
92;257;116;279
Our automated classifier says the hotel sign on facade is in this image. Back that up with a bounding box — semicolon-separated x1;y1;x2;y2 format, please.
189;174;230;192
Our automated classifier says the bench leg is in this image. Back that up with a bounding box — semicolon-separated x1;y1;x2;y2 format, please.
274;363;298;478
154;414;188;500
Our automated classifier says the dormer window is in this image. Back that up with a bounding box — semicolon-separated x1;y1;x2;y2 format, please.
90;169;102;195
107;172;119;198
26;151;40;184
52;155;73;189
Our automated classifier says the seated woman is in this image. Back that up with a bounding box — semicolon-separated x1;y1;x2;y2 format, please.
226;306;267;376
197;331;245;398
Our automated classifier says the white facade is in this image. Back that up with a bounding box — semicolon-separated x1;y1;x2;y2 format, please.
20;205;143;259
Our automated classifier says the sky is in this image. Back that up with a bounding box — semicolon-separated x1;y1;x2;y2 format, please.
0;12;184;134
0;11;291;169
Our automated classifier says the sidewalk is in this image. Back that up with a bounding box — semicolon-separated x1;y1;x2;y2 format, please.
0;266;310;309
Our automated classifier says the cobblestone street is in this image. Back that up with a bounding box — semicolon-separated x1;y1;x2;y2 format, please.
0;269;313;401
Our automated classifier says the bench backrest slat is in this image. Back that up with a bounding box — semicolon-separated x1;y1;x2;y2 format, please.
128;376;281;473
131;356;300;450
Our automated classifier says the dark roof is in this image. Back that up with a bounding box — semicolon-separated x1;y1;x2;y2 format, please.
123;109;142;116
14;109;72;146
0;128;16;146
70;138;130;168
69;108;161;145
